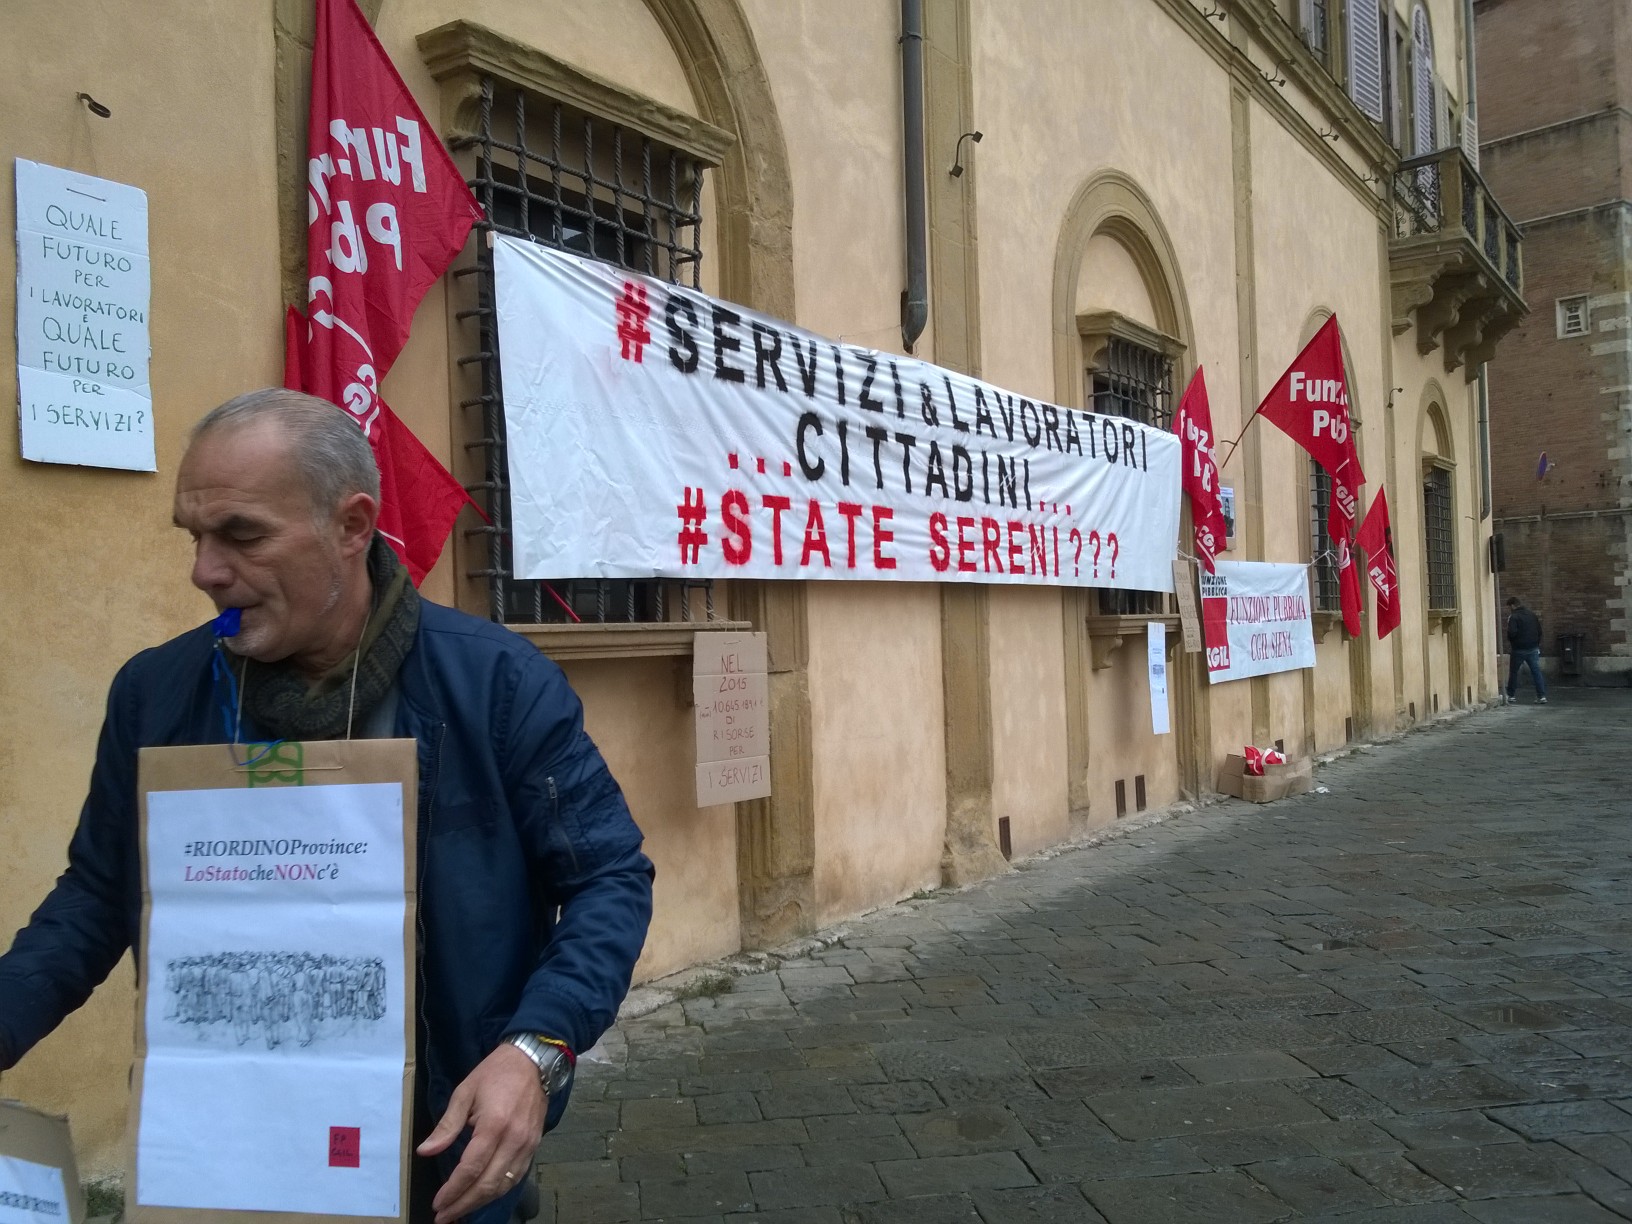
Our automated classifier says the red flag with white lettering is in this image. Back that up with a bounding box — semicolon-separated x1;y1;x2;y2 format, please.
1173;367;1227;573
1356;486;1401;640
1255;315;1365;636
289;0;484;584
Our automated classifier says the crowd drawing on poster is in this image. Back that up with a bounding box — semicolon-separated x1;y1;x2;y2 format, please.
162;953;385;1050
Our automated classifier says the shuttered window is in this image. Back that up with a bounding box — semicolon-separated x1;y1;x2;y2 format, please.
1300;0;1331;60
1412;4;1436;155
1347;0;1386;123
1461;102;1480;168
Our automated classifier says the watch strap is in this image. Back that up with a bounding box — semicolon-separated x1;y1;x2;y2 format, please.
503;1032;574;1096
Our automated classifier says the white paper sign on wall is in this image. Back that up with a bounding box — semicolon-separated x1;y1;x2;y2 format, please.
14;159;154;471
1148;621;1170;736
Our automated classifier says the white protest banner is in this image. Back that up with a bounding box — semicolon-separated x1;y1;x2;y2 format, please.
495;237;1181;590
1201;560;1317;684
14;159;153;471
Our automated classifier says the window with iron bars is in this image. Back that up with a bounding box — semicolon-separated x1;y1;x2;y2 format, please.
453;75;717;625
1423;465;1457;611
1309;459;1342;613
1089;337;1173;616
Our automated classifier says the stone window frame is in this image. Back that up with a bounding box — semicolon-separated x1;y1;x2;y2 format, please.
1422;456;1458;615
1555;295;1590;340
418;20;752;653
1077;310;1185;660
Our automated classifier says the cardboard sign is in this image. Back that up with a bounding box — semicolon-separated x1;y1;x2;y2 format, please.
1172;559;1202;653
14;159;155;471
0;1100;84;1224
129;739;418;1224
693;632;771;806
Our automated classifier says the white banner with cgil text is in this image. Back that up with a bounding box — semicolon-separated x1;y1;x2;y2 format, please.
494;237;1181;590
1201;560;1318;684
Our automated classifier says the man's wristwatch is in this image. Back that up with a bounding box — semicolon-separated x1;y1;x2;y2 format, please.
503;1032;574;1097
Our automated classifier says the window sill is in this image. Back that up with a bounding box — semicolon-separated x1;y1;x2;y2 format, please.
1084;613;1178;670
515;621;752;661
1428;608;1459;632
1312;610;1345;642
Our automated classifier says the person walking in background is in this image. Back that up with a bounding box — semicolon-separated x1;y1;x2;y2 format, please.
1505;596;1548;704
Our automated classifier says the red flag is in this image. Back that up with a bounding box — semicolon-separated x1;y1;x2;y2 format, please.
1256;315;1365;636
1356;487;1401;640
291;0;485;584
1174;367;1227;573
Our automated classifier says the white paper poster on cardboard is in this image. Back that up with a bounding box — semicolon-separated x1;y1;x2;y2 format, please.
14;159;154;471
1147;621;1170;735
0;1154;71;1224
136;783;406;1217
494;237;1181;590
1201;560;1318;684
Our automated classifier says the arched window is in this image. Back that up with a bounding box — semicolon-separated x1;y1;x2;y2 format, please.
1309;459;1342;613
1422;404;1457;612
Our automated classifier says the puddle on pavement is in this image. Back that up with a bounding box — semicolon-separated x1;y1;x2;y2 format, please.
1493;1004;1560;1029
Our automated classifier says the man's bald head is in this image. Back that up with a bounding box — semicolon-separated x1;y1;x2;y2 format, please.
190;389;380;522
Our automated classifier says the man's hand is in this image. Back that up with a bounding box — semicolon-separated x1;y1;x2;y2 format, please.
417;1043;545;1224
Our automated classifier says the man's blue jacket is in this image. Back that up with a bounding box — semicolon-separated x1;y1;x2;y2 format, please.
0;599;654;1148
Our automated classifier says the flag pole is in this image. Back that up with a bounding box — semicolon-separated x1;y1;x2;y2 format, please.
1217;405;1264;471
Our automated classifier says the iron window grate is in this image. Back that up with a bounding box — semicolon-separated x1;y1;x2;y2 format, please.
1424;466;1457;611
1091;337;1173;616
453;75;715;625
1310;460;1341;613
1090;337;1174;431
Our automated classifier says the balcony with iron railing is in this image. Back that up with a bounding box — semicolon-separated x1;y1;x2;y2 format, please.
1390;145;1527;379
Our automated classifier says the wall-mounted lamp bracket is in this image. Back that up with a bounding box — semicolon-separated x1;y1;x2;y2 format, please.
950;130;983;178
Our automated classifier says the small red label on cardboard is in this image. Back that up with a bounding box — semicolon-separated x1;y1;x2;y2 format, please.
329;1126;361;1168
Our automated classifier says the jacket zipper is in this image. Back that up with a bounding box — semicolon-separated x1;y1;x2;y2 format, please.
546;775;580;874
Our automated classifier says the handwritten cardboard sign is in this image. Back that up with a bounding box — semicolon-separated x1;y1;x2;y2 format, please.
1172;558;1202;653
693;632;771;806
14;158;154;471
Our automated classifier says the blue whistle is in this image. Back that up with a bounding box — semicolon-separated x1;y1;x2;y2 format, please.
212;607;242;637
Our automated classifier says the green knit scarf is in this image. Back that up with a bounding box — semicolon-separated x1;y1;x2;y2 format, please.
241;536;419;741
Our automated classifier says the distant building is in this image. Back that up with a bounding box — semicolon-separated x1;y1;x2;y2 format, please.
1477;0;1632;683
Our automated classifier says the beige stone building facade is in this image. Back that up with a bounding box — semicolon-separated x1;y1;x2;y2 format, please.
1;0;1523;1172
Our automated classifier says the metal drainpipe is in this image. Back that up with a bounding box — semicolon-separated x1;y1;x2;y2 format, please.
1478;367;1492;521
900;0;929;353
1467;0;1492;523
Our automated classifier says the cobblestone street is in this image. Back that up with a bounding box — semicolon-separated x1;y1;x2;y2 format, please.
540;690;1632;1223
